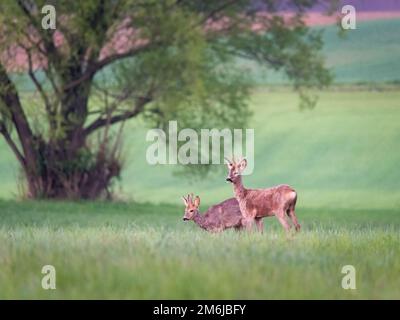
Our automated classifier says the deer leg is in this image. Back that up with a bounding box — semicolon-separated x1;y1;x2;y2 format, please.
255;218;264;233
287;207;301;232
243;217;255;232
276;213;291;232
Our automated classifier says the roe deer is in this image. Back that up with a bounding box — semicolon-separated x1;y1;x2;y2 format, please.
225;157;300;233
182;194;243;232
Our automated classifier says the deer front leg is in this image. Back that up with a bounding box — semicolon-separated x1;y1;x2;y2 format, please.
243;217;255;232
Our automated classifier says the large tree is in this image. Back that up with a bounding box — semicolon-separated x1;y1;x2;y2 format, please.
0;0;333;199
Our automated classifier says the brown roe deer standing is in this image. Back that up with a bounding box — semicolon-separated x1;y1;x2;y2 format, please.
225;158;300;233
182;194;243;232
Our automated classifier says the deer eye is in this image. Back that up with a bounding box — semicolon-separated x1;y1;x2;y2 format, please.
190;210;194;213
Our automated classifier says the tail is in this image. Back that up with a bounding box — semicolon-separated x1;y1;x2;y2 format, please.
286;191;297;215
292;192;297;207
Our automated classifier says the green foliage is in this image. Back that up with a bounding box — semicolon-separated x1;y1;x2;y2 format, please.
43;148;96;176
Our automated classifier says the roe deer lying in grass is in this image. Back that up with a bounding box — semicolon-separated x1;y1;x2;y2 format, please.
225;157;300;233
181;194;243;232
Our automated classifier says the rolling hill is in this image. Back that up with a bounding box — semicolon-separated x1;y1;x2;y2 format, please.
245;18;400;84
1;89;400;211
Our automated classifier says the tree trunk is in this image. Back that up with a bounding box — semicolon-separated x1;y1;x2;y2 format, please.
22;136;121;200
2;71;122;200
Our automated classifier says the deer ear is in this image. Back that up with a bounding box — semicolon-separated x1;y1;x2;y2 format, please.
194;196;200;207
239;158;247;172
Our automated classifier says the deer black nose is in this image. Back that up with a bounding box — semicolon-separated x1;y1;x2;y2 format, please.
226;178;232;182
183;218;189;221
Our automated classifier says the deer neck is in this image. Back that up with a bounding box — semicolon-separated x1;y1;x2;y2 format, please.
233;176;246;199
193;212;207;229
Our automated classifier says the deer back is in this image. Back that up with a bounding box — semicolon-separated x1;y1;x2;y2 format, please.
243;184;296;217
204;198;242;229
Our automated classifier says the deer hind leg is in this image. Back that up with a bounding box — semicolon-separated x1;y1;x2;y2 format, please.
286;201;300;231
287;205;301;232
276;211;291;232
255;218;264;233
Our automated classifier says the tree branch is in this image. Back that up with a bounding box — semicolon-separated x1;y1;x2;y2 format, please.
0;123;26;167
83;96;151;137
16;0;60;61
23;44;57;130
198;0;241;26
62;42;156;92
0;63;36;170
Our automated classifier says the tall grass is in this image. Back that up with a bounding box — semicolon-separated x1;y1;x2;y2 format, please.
0;200;399;299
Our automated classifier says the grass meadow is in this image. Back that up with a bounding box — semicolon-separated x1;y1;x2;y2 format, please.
0;201;399;299
0;87;399;299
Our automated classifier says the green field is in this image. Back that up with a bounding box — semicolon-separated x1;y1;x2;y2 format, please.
2;90;400;209
0;88;399;299
0;200;399;299
255;18;400;84
116;89;400;209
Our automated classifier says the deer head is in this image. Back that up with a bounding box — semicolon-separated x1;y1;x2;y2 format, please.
225;157;247;184
182;193;201;221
